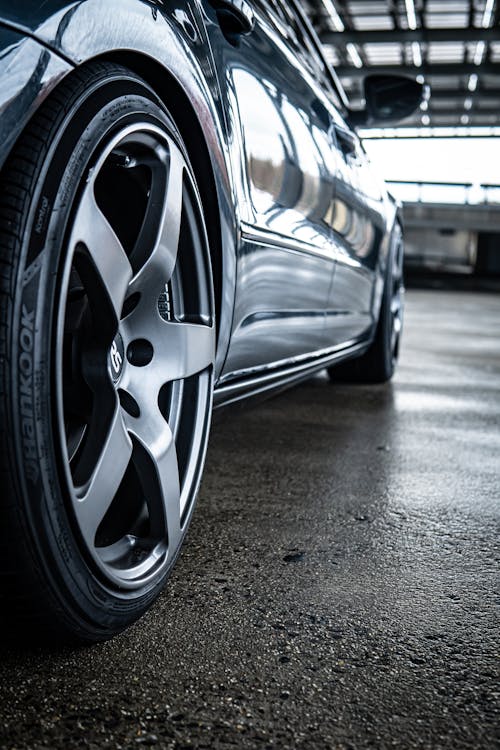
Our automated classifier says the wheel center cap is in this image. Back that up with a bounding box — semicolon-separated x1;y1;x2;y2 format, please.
109;333;125;383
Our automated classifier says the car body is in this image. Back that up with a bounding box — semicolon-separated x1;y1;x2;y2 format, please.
0;0;416;642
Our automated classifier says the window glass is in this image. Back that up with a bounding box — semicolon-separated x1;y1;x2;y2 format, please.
253;0;344;112
274;0;343;109
252;0;288;29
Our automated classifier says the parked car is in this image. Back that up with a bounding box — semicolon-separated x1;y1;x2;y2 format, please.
0;0;422;642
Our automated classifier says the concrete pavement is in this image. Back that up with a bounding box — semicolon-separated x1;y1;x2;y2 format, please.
1;286;499;749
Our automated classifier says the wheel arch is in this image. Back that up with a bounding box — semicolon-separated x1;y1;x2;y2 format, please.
369;193;400;329
100;50;227;368
0;41;235;380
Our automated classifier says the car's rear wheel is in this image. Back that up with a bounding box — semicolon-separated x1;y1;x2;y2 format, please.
328;224;404;384
0;63;215;642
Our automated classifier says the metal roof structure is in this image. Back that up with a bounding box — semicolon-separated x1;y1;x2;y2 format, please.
304;0;500;129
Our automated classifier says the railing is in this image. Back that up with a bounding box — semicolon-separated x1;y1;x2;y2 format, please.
386;179;500;206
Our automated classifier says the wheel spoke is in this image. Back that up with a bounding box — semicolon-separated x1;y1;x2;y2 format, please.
391;293;402;316
122;309;215;386
125;410;181;553
159;321;215;381
130;141;185;295
73;404;133;546
70;183;133;320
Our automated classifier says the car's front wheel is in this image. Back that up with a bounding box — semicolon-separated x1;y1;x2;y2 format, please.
0;63;215;642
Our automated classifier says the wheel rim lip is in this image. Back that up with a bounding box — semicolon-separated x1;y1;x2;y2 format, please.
54;120;214;590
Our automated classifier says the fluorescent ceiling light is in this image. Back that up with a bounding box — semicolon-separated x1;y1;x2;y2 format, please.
412;41;422;67
405;0;417;30
321;0;345;32
468;74;478;91
483;0;495;28
474;41;486;65
346;43;363;68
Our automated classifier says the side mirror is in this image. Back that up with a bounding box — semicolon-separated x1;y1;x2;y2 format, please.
349;75;428;127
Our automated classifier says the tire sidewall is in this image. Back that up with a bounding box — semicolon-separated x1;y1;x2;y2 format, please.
11;67;199;637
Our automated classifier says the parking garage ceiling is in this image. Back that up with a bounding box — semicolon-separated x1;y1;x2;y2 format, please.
306;0;500;129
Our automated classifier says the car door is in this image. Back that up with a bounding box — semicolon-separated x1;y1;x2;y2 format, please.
268;2;388;349
325;114;388;344
199;0;338;378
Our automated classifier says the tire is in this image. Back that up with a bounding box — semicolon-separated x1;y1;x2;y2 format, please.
0;62;215;643
474;233;500;276
328;224;404;384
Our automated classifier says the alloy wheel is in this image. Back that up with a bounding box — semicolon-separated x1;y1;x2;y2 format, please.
56;122;215;589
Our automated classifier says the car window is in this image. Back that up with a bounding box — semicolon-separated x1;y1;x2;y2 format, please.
275;0;325;79
276;1;326;71
252;0;287;27
252;0;345;118
253;1;322;82
274;0;345;112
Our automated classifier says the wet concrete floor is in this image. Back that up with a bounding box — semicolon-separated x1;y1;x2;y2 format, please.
1;287;499;749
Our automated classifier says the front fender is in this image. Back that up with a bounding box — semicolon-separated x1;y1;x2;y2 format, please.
0;24;71;171
0;0;237;380
370;190;400;326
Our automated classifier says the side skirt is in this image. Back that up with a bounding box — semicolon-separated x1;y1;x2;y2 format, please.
213;338;370;409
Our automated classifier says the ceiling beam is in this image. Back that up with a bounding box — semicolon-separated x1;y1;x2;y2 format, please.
361;130;500;138
394;117;500;127
390;124;500;130
424;89;500;100
320;27;500;45
335;62;500;77
344;88;500;100
429;90;500;101
424;109;500;117
383;110;500;118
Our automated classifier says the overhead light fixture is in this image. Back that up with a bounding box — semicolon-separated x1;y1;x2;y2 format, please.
346;43;363;69
464;97;473;110
321;0;345;31
474;41;486;65
461;114;470;125
420;99;428;111
421;114;430;125
482;0;495;28
412;41;422;67
405;0;418;30
468;73;478;91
